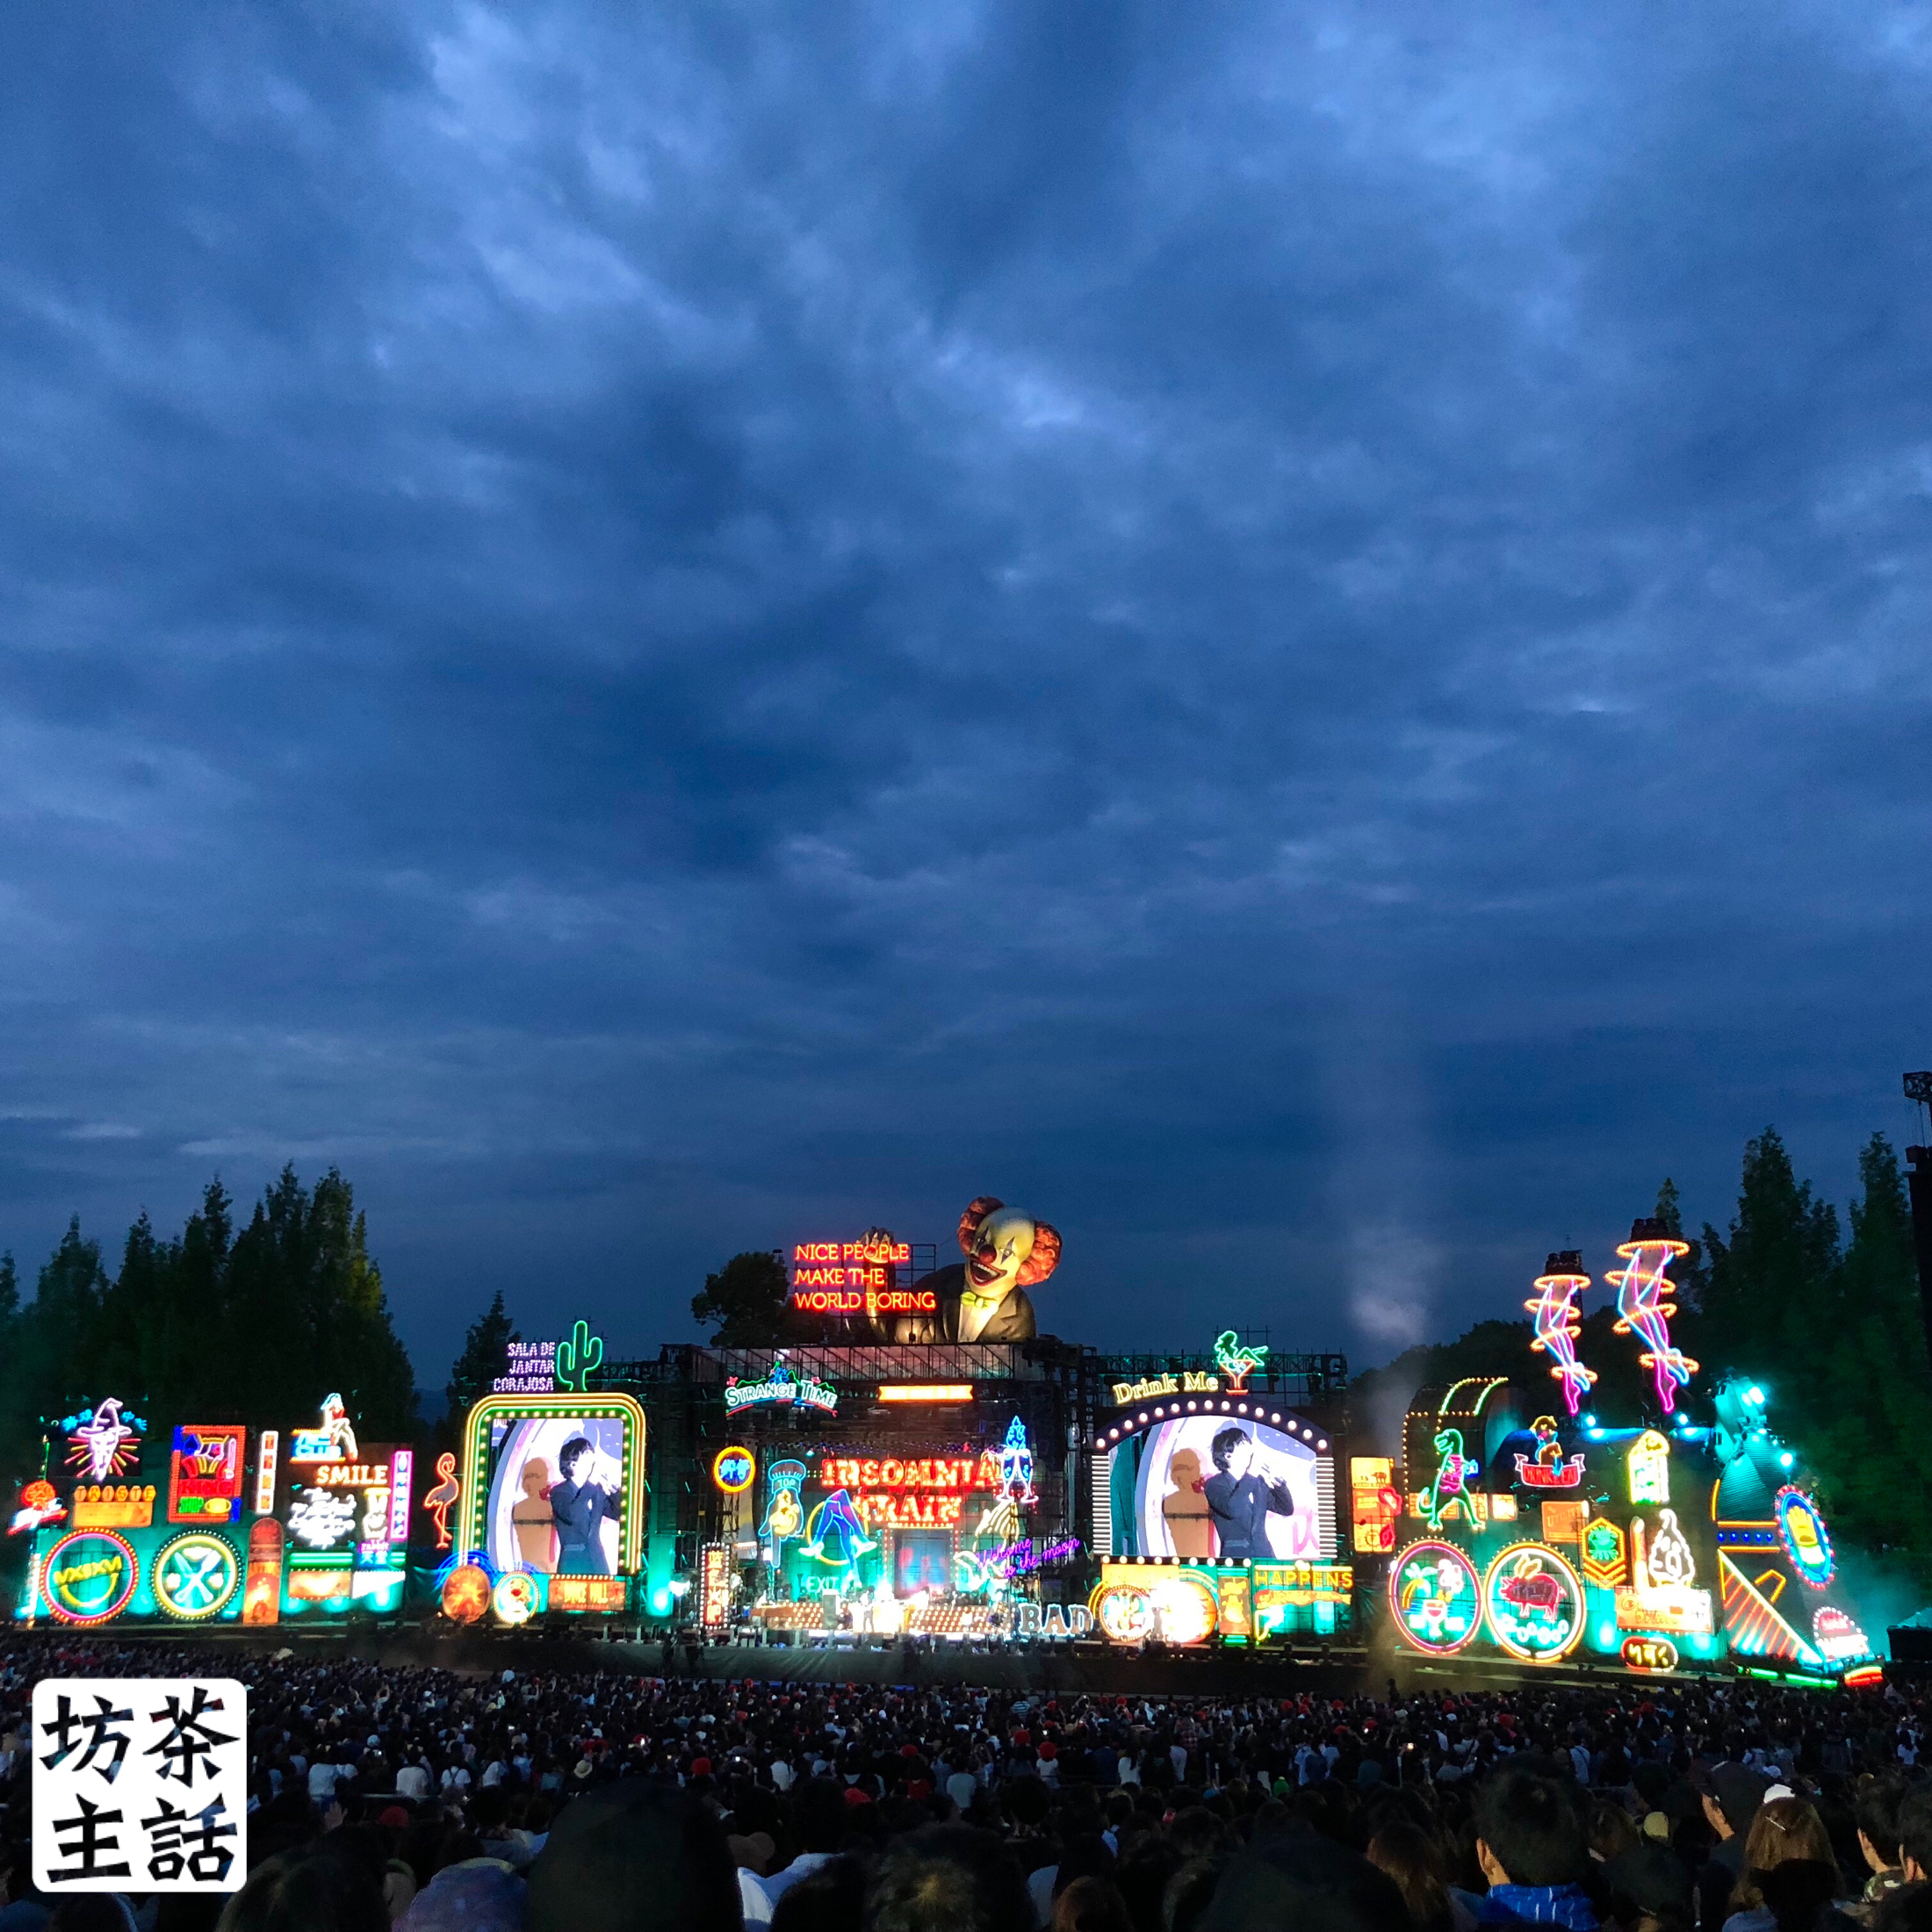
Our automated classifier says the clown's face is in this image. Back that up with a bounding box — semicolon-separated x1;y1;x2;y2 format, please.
966;1208;1038;1296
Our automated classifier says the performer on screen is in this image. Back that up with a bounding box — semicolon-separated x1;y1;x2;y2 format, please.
1162;1447;1216;1560
1201;1426;1295;1562
549;1436;619;1575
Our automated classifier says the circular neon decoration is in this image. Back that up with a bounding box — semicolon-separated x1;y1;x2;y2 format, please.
1481;1542;1584;1662
152;1532;241;1621
1774;1486;1835;1589
1090;1583;1155;1643
711;1445;756;1494
441;1563;493;1625
1389;1539;1482;1655
493;1570;538;1626
1144;1573;1219;1646
42;1529;139;1626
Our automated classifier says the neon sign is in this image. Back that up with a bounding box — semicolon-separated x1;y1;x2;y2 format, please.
1616;1508;1714;1635
1421;1428;1479;1532
1213;1331;1266;1394
699;1542;732;1626
801;1490;876;1564
1512;1416;1585;1489
1390;1540;1481;1654
1482;1543;1583;1662
997;1415;1036;1509
792;1236;910;1285
551;1575;625;1611
62;1399;145;1483
555;1319;603;1393
169;1425;248;1525
253;1431;278;1515
1622;1635;1678;1673
1351;1457;1402;1554
1813;1604;1869;1662
1581;1517;1628;1587
1526;1253;1596;1416
495;1340;557;1394
1775;1485;1835;1588
724;1354;838;1416
9;1481;64;1537
761;1459;807;1552
153;1532;242;1621
388;1448;414;1543
1608;1222;1698;1414
493;1571;537;1626
424;1453;460;1550
289;1395;357;1463
712;1445;756;1494
974;1536;1080;1580
1626;1431;1670;1504
72;1484;155;1529
41;1529;140;1626
1110;1371;1220;1405
789;1238;935;1317
818;1454;984;1491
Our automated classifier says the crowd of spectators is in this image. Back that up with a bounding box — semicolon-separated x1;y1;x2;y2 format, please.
4;1640;1932;1932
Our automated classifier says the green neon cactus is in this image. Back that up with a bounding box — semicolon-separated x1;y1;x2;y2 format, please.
556;1319;604;1392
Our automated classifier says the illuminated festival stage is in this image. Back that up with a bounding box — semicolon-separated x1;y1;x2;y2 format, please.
4;1199;1884;1690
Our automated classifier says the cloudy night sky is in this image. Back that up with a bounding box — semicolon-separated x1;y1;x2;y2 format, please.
3;3;1929;1379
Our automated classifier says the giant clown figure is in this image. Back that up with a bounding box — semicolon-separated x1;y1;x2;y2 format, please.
891;1197;1063;1343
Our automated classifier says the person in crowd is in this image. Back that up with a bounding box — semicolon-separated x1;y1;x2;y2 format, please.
1472;1766;1597;1928
1700;1764;1774;1931
865;1826;1031;1932
1366;1818;1463;1932
1720;1799;1842;1932
1849;1777;1912;1924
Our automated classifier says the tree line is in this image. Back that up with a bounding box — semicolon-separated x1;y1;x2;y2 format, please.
1354;1129;1932;1582
0;1166;418;1494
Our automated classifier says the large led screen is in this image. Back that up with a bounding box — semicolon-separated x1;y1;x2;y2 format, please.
1110;1417;1326;1562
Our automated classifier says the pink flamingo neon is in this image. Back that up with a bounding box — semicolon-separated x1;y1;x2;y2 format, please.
1525;1251;1597;1417
1607;1218;1698;1413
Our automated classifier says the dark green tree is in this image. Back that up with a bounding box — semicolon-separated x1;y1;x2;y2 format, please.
1800;1135;1932;1566
0;1251;26;1482
1698;1128;1841;1382
691;1251;789;1346
446;1290;518;1430
206;1165;417;1436
23;1218;110;1412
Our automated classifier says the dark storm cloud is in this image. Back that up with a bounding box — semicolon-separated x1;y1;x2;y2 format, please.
2;0;1929;1373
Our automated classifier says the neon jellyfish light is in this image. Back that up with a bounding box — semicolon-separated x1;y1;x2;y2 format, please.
1525;1251;1596;1417
1607;1218;1699;1414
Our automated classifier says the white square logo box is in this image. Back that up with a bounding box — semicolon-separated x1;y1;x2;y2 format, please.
32;1678;248;1894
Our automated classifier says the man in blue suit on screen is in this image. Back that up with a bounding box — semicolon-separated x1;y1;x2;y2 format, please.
1201;1425;1295;1561
550;1435;620;1575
